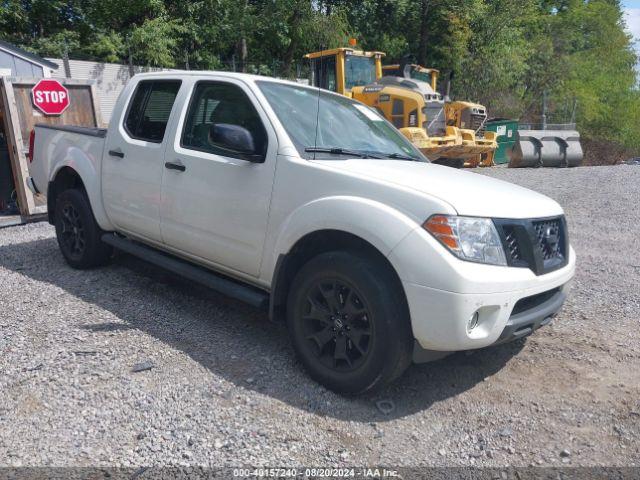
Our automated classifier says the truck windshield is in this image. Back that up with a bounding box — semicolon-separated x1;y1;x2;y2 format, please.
345;55;376;90
257;81;425;161
409;70;432;84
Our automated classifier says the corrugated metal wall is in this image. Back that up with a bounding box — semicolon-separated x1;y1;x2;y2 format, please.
46;58;164;125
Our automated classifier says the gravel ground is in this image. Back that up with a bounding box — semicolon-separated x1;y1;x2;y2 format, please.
0;164;638;468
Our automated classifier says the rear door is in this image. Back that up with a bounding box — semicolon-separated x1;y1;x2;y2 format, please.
102;79;181;243
160;78;278;277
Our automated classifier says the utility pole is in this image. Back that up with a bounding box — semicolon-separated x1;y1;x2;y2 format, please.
62;43;71;79
542;90;548;130
127;40;135;77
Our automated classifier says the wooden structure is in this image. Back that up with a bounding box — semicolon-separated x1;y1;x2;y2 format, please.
0;77;102;217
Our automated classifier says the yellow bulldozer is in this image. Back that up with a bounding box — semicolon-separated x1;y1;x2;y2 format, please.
304;48;497;167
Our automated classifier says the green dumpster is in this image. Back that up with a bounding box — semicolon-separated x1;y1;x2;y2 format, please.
485;118;518;164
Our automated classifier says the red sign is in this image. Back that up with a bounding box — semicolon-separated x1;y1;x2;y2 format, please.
31;79;70;115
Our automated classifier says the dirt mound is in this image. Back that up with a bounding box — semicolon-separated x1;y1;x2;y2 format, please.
581;138;636;166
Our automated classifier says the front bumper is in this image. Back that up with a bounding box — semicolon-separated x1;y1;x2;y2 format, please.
404;278;572;354
412;285;567;361
388;225;576;354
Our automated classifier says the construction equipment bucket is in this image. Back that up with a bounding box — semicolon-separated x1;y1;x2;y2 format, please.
510;130;583;168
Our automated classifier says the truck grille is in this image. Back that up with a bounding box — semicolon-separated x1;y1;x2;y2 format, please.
494;216;568;275
502;226;522;262
533;219;562;261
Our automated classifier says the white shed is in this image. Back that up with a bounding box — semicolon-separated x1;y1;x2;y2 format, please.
0;40;58;78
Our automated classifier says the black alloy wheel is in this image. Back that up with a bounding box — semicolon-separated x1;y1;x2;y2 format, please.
54;189;112;269
301;279;373;371
287;251;413;395
59;203;86;260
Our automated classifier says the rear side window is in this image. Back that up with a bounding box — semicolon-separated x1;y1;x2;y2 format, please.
124;80;181;143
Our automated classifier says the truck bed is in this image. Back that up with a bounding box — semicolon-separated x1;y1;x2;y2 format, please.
30;123;107;201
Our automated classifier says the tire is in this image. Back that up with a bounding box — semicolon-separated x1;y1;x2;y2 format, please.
54;189;112;269
432;158;465;169
286;251;413;395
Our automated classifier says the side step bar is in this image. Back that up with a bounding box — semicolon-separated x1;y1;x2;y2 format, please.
101;234;269;309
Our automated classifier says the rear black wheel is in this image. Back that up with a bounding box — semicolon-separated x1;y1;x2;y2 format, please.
54;189;112;269
287;251;413;395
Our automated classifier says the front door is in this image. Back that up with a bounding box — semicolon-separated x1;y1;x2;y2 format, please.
160;79;278;277
102;79;181;243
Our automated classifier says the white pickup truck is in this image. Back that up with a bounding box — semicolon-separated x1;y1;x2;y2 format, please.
27;72;575;394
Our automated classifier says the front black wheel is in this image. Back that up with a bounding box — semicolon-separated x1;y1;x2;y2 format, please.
54;189;112;269
299;278;374;372
287;251;413;395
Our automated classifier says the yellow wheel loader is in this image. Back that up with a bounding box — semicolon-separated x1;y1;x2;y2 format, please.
305;48;497;167
382;63;497;166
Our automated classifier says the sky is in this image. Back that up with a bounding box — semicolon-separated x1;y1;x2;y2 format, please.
624;0;640;58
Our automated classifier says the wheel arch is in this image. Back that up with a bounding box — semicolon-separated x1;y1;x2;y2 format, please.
269;229;409;323
48;164;113;231
47;166;85;225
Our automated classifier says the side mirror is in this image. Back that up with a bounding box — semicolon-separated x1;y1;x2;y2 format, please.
209;123;263;162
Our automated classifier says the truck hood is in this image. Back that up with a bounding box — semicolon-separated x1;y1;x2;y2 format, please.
313;159;564;219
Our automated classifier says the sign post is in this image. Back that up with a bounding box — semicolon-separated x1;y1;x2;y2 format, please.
31;79;70;115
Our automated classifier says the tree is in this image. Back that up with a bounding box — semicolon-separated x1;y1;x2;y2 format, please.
0;0;637;150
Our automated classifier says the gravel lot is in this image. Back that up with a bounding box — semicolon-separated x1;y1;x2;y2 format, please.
0;165;638;468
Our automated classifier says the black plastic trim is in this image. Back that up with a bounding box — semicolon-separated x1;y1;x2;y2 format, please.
268;253;289;323
494;287;566;345
101;234;269;309
165;161;186;172
35;123;107;138
46;180;56;225
26;177;40;195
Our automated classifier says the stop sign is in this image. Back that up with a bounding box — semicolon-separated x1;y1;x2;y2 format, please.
31;79;70;115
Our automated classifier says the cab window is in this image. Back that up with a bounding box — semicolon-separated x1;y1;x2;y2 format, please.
181;81;268;160
124;80;181;143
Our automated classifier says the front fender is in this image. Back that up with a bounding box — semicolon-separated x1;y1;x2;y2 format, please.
49;144;113;231
265;195;421;280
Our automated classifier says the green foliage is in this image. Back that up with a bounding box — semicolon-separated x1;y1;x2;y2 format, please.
86;32;126;64
0;0;637;150
130;17;184;67
31;31;81;57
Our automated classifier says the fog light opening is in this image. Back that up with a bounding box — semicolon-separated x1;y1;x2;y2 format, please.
467;312;480;333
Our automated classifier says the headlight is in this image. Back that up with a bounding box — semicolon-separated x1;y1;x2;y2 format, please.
423;215;507;266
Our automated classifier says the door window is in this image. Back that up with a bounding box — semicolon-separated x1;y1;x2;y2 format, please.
181;82;267;161
124;80;181;143
311;56;337;92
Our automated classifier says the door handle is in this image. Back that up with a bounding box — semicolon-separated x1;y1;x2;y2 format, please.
108;149;125;158
165;161;186;172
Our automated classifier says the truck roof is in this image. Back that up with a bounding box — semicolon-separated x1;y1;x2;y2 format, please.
133;70;300;86
131;70;346;99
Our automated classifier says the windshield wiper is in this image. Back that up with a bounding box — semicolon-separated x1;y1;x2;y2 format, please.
305;147;383;159
376;152;420;161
